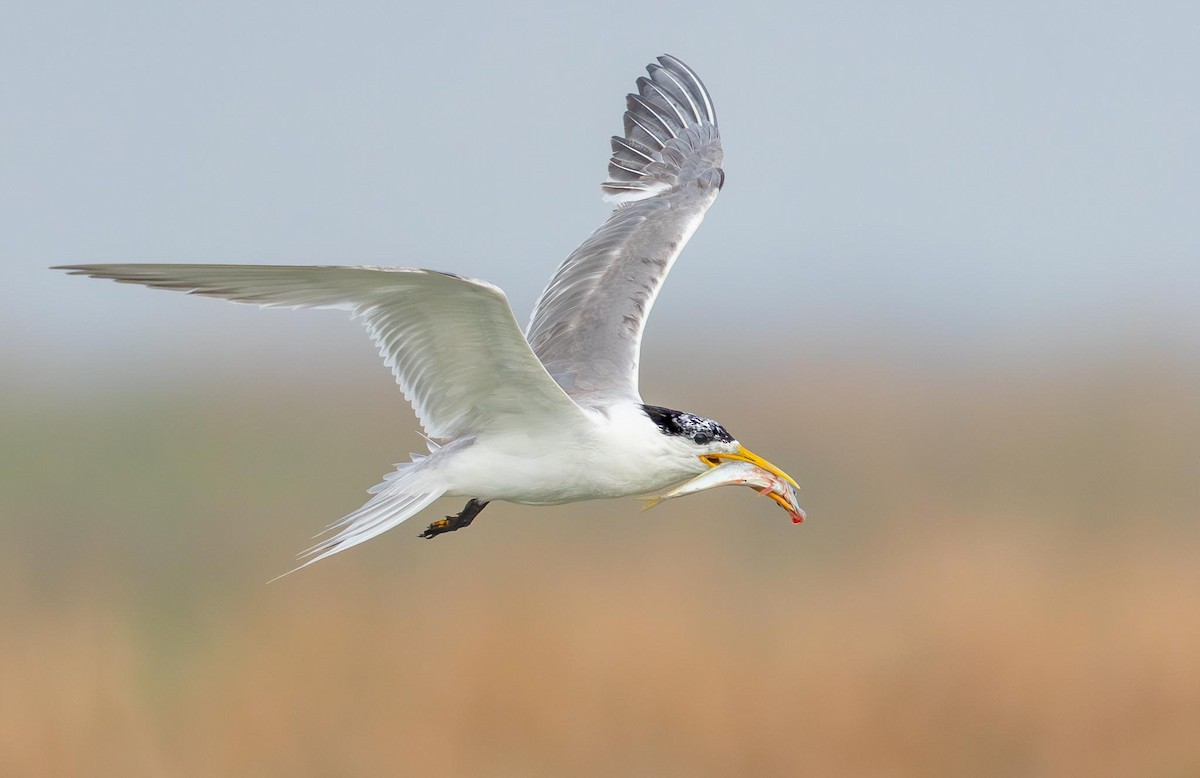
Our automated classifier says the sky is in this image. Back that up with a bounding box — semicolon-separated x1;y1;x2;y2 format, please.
4;1;1198;389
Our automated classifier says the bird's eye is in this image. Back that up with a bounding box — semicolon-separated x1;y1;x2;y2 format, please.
693;432;712;445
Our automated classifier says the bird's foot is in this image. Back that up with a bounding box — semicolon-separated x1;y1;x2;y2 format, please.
419;498;489;539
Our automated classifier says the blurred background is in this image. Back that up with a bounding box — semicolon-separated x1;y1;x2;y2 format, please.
4;1;1198;775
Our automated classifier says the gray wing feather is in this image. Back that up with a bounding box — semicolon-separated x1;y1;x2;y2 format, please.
526;55;723;405
57;264;587;439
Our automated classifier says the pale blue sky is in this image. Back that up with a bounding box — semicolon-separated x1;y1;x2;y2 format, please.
5;1;1198;388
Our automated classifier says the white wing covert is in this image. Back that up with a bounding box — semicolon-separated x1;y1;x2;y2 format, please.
526;55;723;406
57;264;586;438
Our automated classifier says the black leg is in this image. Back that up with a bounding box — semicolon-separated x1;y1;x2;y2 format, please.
419;498;489;539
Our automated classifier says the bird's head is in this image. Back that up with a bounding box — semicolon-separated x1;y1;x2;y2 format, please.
641;404;802;521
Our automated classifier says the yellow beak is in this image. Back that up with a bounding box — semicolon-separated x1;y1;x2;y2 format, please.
700;445;800;489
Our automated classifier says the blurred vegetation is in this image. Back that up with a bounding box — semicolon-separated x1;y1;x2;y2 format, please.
2;352;1198;776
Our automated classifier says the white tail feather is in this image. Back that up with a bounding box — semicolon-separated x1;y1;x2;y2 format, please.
269;464;445;581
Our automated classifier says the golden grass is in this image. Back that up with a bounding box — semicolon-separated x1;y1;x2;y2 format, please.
3;355;1198;776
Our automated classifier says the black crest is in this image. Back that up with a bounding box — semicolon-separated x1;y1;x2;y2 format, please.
641;405;734;446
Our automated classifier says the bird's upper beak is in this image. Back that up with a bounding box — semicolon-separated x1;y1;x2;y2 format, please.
702;446;798;487
701;446;805;523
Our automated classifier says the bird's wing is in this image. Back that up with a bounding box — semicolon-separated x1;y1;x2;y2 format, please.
57;264;588;438
525;54;723;406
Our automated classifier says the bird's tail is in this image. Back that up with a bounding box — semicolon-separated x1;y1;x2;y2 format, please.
270;459;445;581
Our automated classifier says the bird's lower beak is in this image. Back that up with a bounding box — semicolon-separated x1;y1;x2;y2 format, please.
701;445;799;488
765;490;806;524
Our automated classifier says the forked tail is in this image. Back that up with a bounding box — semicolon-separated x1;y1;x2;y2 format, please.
270;461;445;581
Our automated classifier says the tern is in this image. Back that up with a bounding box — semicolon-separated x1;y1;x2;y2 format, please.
58;55;804;571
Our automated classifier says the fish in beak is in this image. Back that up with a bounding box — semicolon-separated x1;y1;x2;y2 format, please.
644;458;806;524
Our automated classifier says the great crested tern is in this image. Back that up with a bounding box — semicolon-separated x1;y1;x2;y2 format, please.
58;54;804;570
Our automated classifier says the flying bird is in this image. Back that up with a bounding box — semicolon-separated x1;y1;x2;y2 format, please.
58;55;804;571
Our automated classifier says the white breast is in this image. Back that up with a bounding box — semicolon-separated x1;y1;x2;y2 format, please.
433;404;706;504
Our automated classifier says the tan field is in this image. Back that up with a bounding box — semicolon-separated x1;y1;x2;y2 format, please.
3;351;1198;776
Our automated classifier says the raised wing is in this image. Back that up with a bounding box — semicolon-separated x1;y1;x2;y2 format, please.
525;55;723;405
57;264;587;438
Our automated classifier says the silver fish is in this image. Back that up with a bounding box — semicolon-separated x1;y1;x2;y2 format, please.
643;460;806;524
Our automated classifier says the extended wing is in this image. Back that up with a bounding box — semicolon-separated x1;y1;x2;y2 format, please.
525;55;723;406
57;264;587;439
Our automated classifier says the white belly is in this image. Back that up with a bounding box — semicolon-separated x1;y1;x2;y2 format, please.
431;408;706;505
